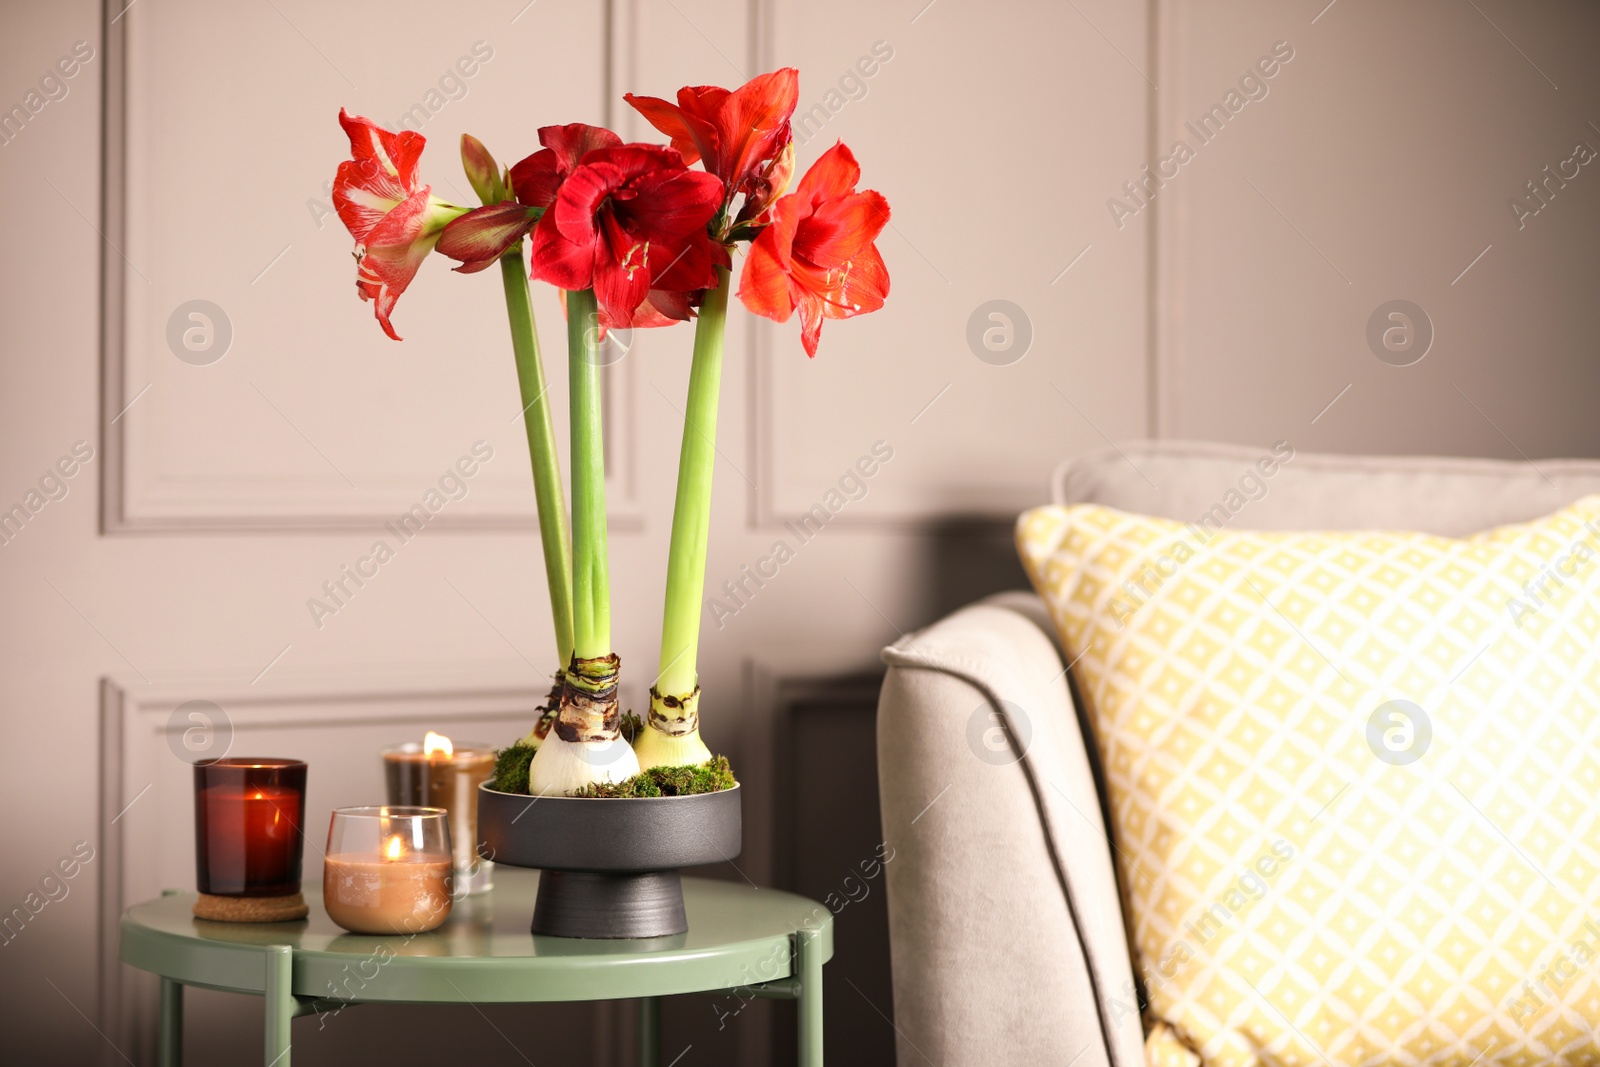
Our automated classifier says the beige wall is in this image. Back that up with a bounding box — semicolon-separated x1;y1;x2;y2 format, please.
0;0;1594;1064
1153;1;1600;457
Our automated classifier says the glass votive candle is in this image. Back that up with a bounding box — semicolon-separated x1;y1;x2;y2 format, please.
381;734;495;896
323;806;454;935
193;759;307;897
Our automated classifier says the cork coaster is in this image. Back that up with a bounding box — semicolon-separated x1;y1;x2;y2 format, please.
193;891;309;923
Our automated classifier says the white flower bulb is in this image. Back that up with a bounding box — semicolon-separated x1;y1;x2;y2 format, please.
633;685;712;771
527;733;640;796
633;725;712;771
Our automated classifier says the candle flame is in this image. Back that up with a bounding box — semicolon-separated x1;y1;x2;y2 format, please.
385;834;404;861
423;731;453;758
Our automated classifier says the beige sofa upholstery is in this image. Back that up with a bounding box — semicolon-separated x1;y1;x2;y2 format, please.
876;440;1600;1067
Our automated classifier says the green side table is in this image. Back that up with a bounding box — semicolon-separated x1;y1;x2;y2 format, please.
120;868;832;1066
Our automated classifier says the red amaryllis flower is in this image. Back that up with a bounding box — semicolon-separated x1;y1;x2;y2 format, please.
529;144;726;328
738;142;889;358
332;109;464;340
625;68;798;221
437;123;621;274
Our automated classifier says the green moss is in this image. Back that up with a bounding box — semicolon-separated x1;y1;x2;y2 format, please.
570;755;736;799
492;742;538;795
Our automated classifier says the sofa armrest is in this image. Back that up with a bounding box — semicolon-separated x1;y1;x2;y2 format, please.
877;596;1143;1067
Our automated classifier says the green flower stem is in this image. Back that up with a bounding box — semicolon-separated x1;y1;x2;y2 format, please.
500;251;574;666
567;288;610;659
656;264;732;699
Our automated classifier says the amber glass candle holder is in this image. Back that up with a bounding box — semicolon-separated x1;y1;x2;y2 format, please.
323;806;454;935
192;759;308;922
382;738;495;896
193;759;307;896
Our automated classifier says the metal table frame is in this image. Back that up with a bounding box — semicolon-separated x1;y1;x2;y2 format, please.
120;873;832;1066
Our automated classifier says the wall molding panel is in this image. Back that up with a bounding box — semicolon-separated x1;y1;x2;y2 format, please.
97;0;637;536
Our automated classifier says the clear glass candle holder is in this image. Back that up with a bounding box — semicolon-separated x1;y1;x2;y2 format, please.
193;758;307;897
323;806;454;935
381;740;496;896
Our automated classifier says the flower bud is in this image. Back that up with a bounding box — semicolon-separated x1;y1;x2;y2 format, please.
738;140;795;226
460;133;507;205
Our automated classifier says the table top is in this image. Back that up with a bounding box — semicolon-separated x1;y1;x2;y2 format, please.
121;868;833;1004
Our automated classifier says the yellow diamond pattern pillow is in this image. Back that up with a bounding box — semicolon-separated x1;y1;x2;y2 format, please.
1016;497;1600;1067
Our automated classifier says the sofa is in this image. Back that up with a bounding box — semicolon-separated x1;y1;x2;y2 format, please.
875;440;1600;1067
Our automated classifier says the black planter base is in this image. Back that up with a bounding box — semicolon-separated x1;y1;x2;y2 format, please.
532;870;687;939
478;782;741;939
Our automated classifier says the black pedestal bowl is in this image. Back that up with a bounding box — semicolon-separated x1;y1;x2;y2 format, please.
477;782;742;938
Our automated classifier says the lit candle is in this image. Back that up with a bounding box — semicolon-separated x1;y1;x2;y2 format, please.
323;807;453;935
381;733;495;893
194;759;306;897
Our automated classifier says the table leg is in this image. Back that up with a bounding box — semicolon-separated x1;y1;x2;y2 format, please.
637;997;660;1067
157;978;183;1067
796;929;824;1067
264;945;293;1066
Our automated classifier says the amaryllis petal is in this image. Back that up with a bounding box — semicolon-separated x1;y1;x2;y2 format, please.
835;242;889;317
792;244;888;319
796;141;862;206
437;202;540;273
592;212;653;329
653;230;727;292
795;188;889;266
354;189;438;341
622;164;727;238
529;212;594;291
335;109;425;239
598;292;681;331
550;159;625;246
718;68;799;195
673;88;729;169
540;122;625;167
333;159;404;241
337;109;424;189
738;222;798;323
641;288;698;324
678;85;732;111
510;123;622;208
796;293;825;358
580;144;688;175
612;303;675;330
510;153;563;210
621;93;703;165
744;192;801;280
